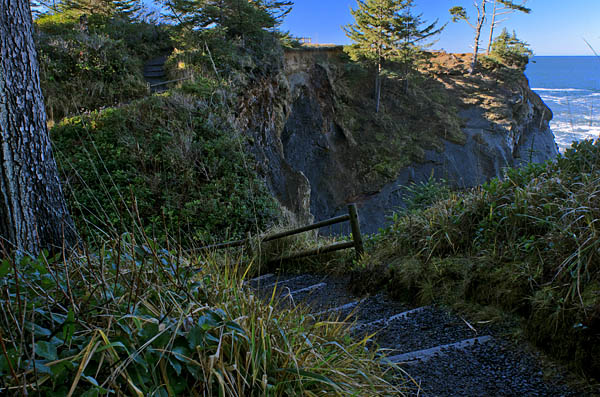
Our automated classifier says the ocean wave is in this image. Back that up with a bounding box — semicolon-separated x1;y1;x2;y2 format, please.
532;88;593;93
551;120;600;151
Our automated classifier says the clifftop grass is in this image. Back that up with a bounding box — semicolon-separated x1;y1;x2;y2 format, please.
356;139;600;378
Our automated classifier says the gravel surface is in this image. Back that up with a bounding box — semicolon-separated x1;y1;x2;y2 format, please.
342;294;409;323
249;273;597;396
371;306;492;354
405;339;584;396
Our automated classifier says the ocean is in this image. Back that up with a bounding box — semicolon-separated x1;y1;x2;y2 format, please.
525;56;600;151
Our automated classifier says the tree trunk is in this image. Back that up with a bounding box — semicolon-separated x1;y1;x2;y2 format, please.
0;0;78;254
469;2;487;74
375;62;381;113
486;0;498;55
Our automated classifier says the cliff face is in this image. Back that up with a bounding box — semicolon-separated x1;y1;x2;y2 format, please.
240;47;558;233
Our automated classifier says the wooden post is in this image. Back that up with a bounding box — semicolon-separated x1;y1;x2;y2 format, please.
348;204;364;259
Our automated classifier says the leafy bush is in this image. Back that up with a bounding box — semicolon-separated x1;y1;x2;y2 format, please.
361;139;600;376
488;28;533;70
0;238;405;395
51;93;278;246
35;12;172;121
400;174;452;213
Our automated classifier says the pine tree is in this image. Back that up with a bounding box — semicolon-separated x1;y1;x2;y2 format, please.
485;0;530;55
165;0;292;40
344;0;442;112
59;0;116;15
489;28;532;69
57;0;142;18
396;1;444;93
255;0;293;28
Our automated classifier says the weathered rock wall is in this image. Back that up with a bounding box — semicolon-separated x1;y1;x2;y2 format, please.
242;47;558;233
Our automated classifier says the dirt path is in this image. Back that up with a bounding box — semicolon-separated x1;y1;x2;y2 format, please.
248;273;595;396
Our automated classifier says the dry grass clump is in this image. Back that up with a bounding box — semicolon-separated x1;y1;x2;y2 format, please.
360;139;600;376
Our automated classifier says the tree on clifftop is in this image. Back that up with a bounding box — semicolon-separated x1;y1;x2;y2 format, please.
165;0;292;42
396;1;444;93
485;0;531;55
0;0;78;253
344;0;443;112
450;1;488;74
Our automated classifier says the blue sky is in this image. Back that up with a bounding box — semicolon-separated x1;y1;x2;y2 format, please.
281;0;600;56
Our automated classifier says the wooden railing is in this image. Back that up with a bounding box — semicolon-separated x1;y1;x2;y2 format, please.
196;204;364;263
149;76;192;89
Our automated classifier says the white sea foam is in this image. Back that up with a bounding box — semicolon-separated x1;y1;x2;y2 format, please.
532;88;592;93
551;120;600;151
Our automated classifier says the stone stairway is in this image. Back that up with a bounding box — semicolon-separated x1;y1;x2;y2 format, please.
247;273;591;396
143;56;169;93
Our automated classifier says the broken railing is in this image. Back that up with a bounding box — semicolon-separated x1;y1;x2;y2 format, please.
196;204;364;263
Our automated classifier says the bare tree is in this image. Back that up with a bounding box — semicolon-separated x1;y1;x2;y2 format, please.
485;0;531;55
450;1;488;74
0;0;78;254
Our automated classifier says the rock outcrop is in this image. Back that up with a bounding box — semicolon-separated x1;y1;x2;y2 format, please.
242;46;558;233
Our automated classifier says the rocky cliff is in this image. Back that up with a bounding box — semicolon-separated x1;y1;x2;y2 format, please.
239;46;558;233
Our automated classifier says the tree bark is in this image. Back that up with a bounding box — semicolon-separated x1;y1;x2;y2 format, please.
0;0;78;254
469;2;487;74
486;0;498;55
375;62;381;113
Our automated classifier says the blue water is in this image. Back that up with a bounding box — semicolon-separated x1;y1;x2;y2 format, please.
525;56;600;151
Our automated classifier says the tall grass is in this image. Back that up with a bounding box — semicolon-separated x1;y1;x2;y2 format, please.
0;226;408;395
358;139;600;376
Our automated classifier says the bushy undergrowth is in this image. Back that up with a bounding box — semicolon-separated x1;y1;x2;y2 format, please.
487;28;533;70
51;93;278;246
359;139;600;376
0;237;405;396
35;11;172;121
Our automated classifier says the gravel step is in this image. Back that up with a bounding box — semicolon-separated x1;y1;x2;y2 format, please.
144;71;167;78
144;66;165;72
328;293;410;323
256;275;324;301
254;275;407;320
145;56;167;66
288;282;327;296
311;299;363;317
383;335;493;364
244;273;275;286
259;274;306;290
351;306;428;332
362;306;492;355
251;273;593;395
405;338;583;396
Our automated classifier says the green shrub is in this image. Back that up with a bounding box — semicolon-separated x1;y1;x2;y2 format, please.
400;174;452;213
51;93;278;246
488;28;533;70
35;12;172;121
